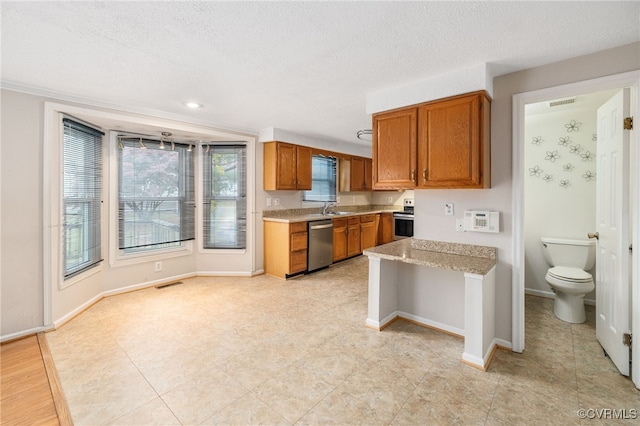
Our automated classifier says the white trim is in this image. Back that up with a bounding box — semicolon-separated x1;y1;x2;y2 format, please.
462;337;497;369
60;262;103;290
525;288;555;299
494;338;512;350
101;272;197;297
0;327;50;343
398;311;465;337
512;70;640;387
53;293;103;329
365;311;398;329
197;270;256;277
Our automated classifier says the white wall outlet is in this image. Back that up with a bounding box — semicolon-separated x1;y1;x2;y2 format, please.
388;196;393;203
336;196;341;203
456;219;465;232
274;197;280;206
266;197;272;207
352;196;355;204
445;203;454;216
154;261;162;272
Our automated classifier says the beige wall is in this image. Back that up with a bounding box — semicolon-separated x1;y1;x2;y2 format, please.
2;41;638;341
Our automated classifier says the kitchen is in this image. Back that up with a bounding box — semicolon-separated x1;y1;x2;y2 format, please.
1;1;640;423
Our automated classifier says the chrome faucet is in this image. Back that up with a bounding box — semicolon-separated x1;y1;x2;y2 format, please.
322;202;336;215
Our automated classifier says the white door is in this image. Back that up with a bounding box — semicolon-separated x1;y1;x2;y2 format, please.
595;88;631;376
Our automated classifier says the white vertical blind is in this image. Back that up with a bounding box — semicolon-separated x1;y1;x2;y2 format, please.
303;155;337;202
202;144;247;249
62;118;104;278
118;138;195;251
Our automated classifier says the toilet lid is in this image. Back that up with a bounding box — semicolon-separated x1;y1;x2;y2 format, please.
548;266;592;282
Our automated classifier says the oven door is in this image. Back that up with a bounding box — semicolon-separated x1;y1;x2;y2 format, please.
393;213;414;239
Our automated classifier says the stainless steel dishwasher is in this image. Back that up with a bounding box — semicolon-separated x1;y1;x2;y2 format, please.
307;219;333;272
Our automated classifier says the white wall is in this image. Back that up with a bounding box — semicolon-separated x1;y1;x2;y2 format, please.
524;106;598;298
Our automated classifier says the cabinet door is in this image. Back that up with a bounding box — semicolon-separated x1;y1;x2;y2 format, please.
363;158;373;190
360;215;377;251
373;108;417;189
346;217;361;257
378;212;394;245
332;218;348;262
418;93;482;188
296;146;312;190
350;157;365;191
276;142;298;190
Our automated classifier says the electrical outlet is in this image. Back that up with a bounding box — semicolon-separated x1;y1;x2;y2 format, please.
154;261;162;272
388;196;393;203
274;198;280;206
456;219;465;232
352;196;355;204
266;197;271;207
336;196;341;203
445;203;454;216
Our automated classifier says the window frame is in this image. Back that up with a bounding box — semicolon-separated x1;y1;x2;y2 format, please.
302;154;338;203
202;143;248;250
62;117;104;280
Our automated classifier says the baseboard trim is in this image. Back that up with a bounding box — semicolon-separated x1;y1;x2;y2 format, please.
525;287;595;306
1;326;48;343
398;311;465;338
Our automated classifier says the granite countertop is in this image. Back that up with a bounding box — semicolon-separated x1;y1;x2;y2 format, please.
363;238;497;275
262;205;400;223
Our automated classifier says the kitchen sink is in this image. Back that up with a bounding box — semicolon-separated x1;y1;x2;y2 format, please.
325;211;350;216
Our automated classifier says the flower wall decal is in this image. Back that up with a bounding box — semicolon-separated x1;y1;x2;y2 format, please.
545;150;560;162
562;163;574;172
569;144;583;155
565;119;582;132
531;136;544;145
558;136;571;147
580;151;594;162
543;174;553;183
582;171;596;182
529;165;543;176
559;180;570;188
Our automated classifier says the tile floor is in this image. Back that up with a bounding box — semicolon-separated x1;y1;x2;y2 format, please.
46;256;639;425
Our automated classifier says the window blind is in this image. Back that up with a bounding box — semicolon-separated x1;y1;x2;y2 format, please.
303;155;337;202
118;138;195;251
203;144;247;249
63;118;104;278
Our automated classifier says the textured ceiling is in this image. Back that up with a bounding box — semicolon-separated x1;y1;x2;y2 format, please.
1;1;639;148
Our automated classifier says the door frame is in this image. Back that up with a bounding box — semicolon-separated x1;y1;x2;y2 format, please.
512;70;640;387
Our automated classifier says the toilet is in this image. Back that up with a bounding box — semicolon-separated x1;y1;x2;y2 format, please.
541;237;596;323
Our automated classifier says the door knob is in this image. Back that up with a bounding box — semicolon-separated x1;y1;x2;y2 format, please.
587;232;599;240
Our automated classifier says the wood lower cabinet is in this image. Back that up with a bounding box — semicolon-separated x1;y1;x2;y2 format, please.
263;142;312;190
346;217;361;258
332;216;362;261
377;212;394;245
360;214;377;251
332;218;348;262
264;221;308;278
372;91;490;190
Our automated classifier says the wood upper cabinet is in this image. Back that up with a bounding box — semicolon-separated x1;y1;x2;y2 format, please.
338;156;373;192
263;142;312;190
417;92;491;188
372;91;491;190
372;108;417;189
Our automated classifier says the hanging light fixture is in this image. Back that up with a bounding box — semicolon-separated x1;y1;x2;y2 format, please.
356;129;372;141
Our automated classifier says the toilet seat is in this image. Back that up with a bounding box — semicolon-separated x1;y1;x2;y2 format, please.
547;266;592;282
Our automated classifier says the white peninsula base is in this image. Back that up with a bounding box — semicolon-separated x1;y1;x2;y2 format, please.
364;239;498;371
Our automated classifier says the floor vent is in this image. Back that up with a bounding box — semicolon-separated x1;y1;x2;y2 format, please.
549;98;576;107
155;281;183;290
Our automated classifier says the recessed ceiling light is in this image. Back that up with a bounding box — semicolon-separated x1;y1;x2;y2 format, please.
183;101;203;109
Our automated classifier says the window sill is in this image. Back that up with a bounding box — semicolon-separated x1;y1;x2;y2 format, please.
110;242;193;268
60;262;103;290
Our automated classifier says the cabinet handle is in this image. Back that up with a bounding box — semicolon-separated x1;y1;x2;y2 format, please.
422;168;427;182
411;169;416;181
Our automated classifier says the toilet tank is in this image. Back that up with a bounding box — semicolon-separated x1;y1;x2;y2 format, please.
541;237;596;270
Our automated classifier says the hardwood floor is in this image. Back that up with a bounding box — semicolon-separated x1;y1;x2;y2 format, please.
1;334;70;426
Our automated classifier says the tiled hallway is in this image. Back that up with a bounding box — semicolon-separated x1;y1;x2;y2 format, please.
46;256;639;425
